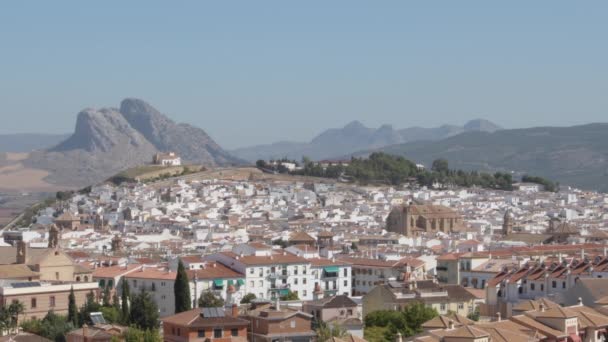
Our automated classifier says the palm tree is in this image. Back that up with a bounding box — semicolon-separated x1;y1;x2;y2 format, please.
8;301;25;333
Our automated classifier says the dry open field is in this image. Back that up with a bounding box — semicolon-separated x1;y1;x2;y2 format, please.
0;152;63;192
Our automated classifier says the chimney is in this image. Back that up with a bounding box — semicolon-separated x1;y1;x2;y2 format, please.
539;303;546;312
448;320;455;329
231;303;239;317
578;297;583;306
83;324;88;341
496;312;501;322
581;249;585;260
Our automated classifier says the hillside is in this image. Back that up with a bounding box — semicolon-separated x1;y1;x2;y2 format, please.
371;123;608;191
5;99;244;189
231;119;502;162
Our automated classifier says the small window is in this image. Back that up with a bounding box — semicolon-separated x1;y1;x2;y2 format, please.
290;320;296;328
214;329;222;338
198;330;205;337
231;328;239;337
562;281;566;289
347;309;353;315
55;272;60;280
552;281;556;288
177;328;181;336
31;298;37;308
49;296;56;307
531;283;535;291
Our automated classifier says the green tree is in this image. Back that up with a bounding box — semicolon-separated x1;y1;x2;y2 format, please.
68;286;79;327
121;280;131;325
315;320;348;342
112;291;121;312
100;306;121;324
280;290;299;301
21;310;73;342
124;327;162;342
240;293;257;304
256;160;267;168
365;302;438;338
8;300;25;333
198;290;225;308
102;286;112;307
174;260;192;313
79;290;101;326
130;290;159;330
431;159;449;173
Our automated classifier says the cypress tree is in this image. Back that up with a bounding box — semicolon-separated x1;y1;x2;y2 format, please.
174;260;191;313
68;286;78;327
121;279;131;324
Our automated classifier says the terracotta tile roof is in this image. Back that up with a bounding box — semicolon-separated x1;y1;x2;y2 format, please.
336;256;396;268
289;231;315;242
0;264;39;279
161;308;249;328
92;264;141;278
220;251;309;265
510;314;567;338
125;268;176;280
187;263;244;280
309;258;351;267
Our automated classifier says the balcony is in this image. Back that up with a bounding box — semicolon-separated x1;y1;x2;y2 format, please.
324;289;338;296
268;272;289;279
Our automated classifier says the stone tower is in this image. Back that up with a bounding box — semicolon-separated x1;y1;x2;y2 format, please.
503;209;514;235
16;240;27;264
111;234;123;252
48;224;59;248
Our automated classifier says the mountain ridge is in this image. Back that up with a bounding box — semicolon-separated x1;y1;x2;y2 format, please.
230;119;503;162
364;122;608;191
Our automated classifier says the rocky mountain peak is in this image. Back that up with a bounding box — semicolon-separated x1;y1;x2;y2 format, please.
51;107;150;153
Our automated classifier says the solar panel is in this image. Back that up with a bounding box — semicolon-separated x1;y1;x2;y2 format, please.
11;282;41;288
90;312;107;325
201;307;225;318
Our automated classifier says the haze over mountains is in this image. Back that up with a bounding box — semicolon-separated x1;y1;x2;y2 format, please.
230;119;502;162
0;99;243;190
370;123;608;192
0;133;70;153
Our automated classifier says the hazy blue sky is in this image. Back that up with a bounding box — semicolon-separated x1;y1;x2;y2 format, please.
1;1;607;148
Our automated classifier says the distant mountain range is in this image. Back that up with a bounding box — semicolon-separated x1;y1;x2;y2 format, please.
0;133;70;153
2;99;243;189
230;119;502;162
366;123;608;191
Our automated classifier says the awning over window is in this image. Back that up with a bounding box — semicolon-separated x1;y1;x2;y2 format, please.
324;266;339;273
279;289;290;296
227;280;234;286
237;279;245;286
213;279;224;287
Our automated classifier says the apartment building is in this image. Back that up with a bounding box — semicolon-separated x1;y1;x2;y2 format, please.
124;263;245;317
362;280;477;318
207;251;313;300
